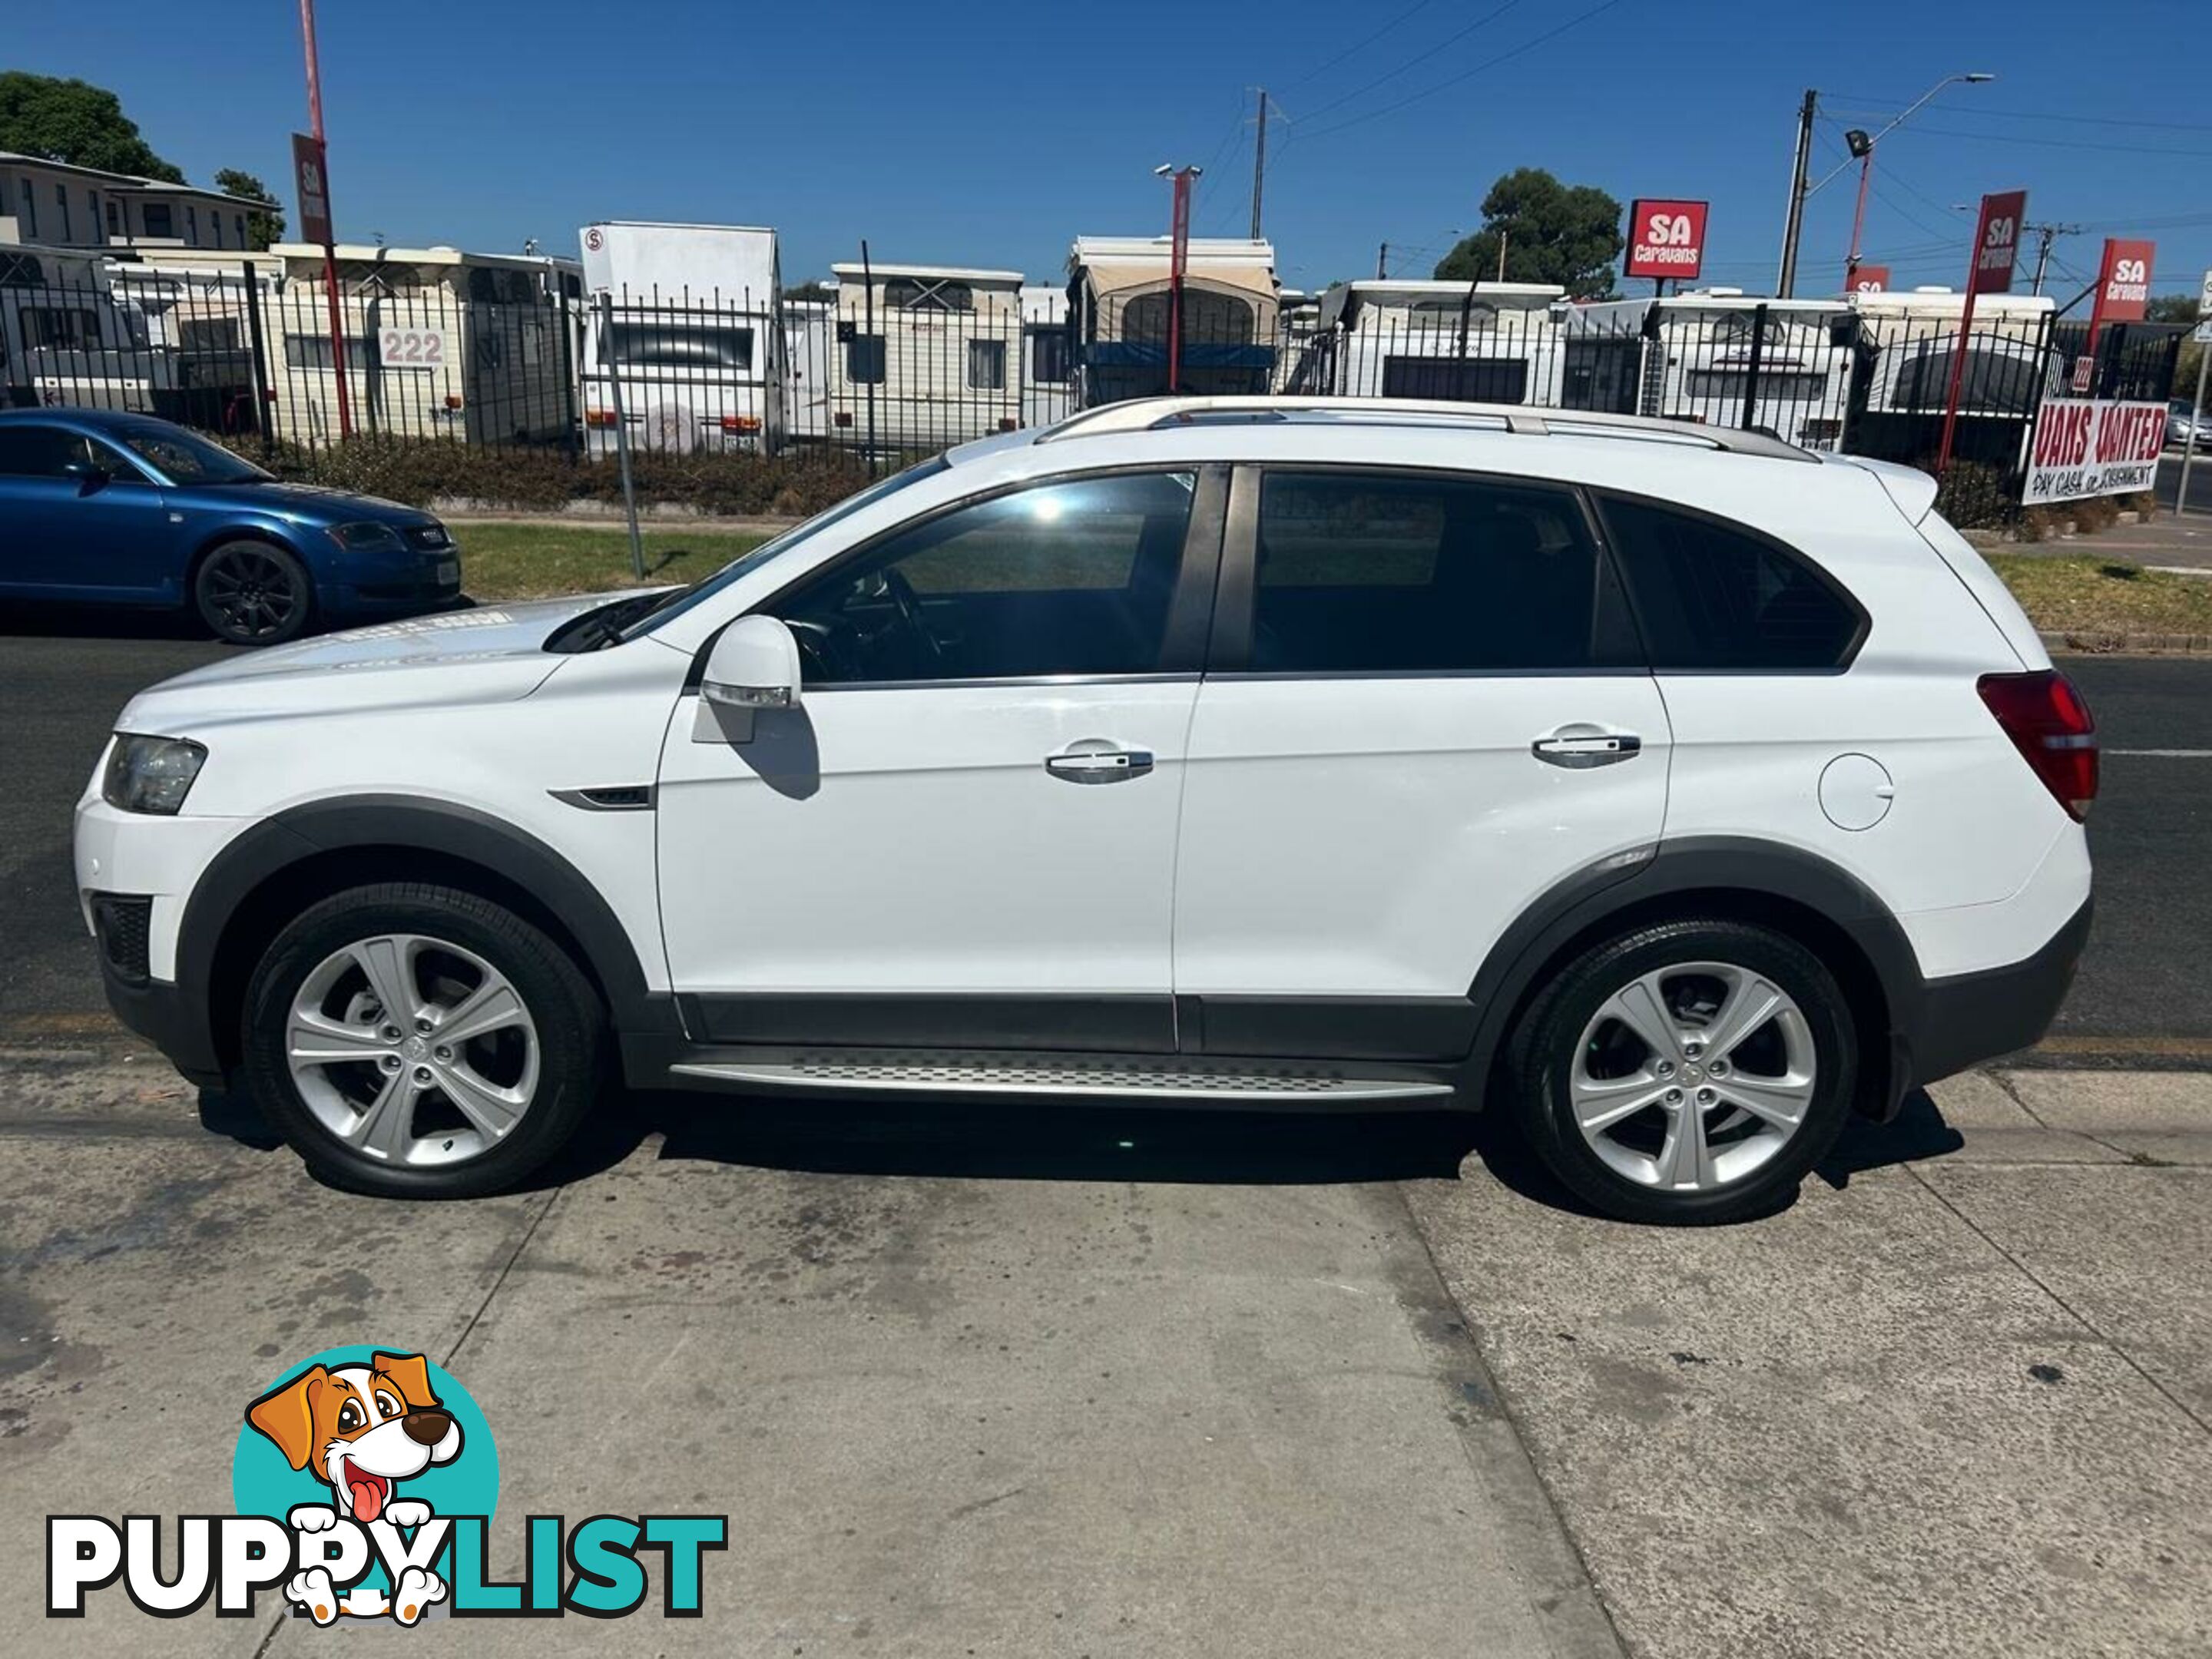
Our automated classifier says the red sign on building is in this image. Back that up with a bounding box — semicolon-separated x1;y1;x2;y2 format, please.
1849;265;1891;295
291;133;333;246
2091;237;2156;328
1969;190;2028;295
1624;199;1708;282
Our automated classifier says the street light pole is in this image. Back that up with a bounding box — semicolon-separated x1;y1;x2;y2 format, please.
1778;72;1993;299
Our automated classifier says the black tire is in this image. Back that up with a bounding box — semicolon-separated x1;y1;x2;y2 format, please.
194;539;313;646
240;882;605;1198
1508;919;1856;1226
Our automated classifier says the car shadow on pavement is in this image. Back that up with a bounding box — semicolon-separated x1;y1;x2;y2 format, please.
194;1083;1966;1207
1;600;214;641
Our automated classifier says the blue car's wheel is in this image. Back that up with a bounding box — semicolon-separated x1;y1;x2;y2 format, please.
194;541;312;646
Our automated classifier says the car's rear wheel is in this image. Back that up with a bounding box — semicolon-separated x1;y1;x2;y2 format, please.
240;883;604;1197
194;540;312;646
1510;919;1856;1225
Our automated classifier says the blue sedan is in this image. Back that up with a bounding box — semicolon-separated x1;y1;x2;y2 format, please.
0;408;461;644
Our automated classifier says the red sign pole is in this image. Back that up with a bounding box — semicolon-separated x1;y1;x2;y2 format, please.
1937;189;2026;476
299;0;352;439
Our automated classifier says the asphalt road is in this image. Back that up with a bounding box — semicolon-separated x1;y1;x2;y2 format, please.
1;608;2206;1061
2155;452;2212;517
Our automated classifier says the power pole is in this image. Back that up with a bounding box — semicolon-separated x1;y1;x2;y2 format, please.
1249;88;1271;240
1777;88;1816;298
1376;241;1388;280
2027;222;2079;296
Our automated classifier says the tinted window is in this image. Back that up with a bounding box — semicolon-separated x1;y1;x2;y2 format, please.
607;322;752;370
1028;329;1071;385
1601;497;1860;671
1251;472;1632;673
773;472;1197;684
0;425;99;478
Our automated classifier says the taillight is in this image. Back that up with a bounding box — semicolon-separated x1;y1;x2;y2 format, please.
720;415;761;434
833;412;853;427
584;409;618;429
1977;669;2098;820
997;417;1018;432
443;395;463;410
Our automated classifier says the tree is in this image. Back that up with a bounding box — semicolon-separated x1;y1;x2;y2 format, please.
0;72;184;181
1434;168;1624;300
214;169;285;249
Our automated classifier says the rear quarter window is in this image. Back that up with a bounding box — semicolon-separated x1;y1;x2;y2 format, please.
1598;495;1864;671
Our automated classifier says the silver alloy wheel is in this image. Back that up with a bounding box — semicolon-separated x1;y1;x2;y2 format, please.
1568;960;1818;1192
285;933;540;1167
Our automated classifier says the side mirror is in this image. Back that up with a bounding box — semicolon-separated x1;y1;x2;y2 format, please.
695;614;801;743
63;460;110;492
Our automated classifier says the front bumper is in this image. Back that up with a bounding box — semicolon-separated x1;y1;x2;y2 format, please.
1898;897;2093;1094
98;964;225;1088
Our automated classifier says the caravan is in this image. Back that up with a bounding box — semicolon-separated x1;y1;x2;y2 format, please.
1068;237;1280;406
260;243;579;447
1557;290;1859;450
826;262;1025;450
1300;280;1566;404
1020;283;1075;429
0;243;171;415
579;222;782;455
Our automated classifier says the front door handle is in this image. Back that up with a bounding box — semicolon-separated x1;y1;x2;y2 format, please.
1045;740;1154;784
1532;730;1642;769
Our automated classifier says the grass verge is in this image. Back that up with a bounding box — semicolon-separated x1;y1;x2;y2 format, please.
455;522;769;601
1985;555;2212;641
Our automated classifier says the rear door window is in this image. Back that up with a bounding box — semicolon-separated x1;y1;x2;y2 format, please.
1247;471;1638;673
1598;495;1863;671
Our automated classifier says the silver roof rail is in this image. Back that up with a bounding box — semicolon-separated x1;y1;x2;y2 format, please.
1033;396;1816;462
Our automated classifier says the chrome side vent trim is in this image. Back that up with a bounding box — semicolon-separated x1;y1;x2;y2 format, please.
550;785;657;812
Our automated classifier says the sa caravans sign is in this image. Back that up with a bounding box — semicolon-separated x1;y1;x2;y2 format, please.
1623;200;1707;283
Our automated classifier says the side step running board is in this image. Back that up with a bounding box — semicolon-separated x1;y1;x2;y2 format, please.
668;1056;1453;1104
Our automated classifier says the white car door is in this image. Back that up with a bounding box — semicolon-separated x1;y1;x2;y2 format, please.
1171;465;1671;1060
656;466;1223;1053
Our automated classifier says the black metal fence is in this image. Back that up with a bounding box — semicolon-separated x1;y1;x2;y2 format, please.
2;251;2184;505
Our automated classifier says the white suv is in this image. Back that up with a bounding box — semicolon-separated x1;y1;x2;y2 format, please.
75;398;2095;1224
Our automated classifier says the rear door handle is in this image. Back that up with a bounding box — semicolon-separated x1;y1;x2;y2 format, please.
1045;740;1154;784
1532;731;1642;769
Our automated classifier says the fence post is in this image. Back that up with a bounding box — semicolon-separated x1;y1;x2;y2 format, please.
859;241;878;475
597;290;645;581
241;260;274;457
1740;303;1769;432
553;287;579;462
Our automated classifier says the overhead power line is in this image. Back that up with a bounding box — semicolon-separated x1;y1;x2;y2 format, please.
1293;1;1525;125
1823;94;2212;135
1282;1;1434;91
1297;0;1632;141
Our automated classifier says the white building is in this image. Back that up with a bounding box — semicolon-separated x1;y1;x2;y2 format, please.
0;152;270;253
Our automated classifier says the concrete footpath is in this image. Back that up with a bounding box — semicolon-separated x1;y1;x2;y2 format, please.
3;1051;2209;1656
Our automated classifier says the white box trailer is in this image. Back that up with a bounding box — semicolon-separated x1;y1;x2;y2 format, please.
0;242;174;415
1301;280;1567;404
578;221;782;455
260;243;578;447
1020;282;1074;428
781;293;835;444
1556;290;1859;450
825;262;1025;451
1069;237;1280;406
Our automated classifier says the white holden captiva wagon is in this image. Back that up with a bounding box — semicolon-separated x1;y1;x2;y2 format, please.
76;397;2094;1224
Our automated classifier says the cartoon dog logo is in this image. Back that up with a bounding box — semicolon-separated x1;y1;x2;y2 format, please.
245;1351;462;1625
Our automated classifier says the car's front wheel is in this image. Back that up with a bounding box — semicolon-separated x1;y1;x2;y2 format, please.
240;883;604;1197
1510;919;1856;1225
194;540;313;646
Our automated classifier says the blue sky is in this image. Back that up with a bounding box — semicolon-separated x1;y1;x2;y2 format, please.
15;0;2210;303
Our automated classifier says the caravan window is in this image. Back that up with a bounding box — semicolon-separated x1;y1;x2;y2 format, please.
967;339;1005;391
0;252;46;286
1028;328;1070;385
1892;346;2045;416
607;322;753;371
180;317;243;352
467;267;536;304
284;333;372;370
846;332;886;385
23;307;102;349
1683;370;1833;403
1124;290;1255;347
1409;297;1498;325
884;277;972;313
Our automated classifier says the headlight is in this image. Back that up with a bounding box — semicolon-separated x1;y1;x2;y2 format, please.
102;734;207;815
328;522;403;551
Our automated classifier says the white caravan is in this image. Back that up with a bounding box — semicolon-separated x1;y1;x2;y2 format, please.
0;242;171;415
1020;283;1075;429
106;251;280;437
1849;287;2060;420
826;262;1025;450
781;292;835;444
1556;290;1859;452
260;243;578;447
1068;237;1280;405
1301;280;1567;405
579;221;783;455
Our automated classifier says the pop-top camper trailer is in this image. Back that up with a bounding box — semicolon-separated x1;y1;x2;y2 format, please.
1068;237;1280;406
